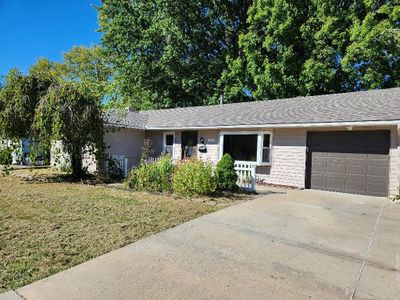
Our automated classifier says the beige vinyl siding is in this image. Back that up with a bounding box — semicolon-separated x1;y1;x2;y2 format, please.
104;128;145;170
197;130;219;164
145;131;163;157
256;129;307;188
389;126;400;198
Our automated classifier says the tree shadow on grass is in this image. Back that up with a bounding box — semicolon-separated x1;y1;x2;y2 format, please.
12;168;123;185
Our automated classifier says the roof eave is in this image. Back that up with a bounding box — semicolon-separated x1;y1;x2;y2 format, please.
144;120;400;131
105;123;146;130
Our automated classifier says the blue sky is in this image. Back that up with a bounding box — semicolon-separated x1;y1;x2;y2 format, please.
0;0;101;76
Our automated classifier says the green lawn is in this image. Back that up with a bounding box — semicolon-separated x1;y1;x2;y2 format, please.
0;168;249;292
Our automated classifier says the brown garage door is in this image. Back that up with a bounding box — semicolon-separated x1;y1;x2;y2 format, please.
306;131;390;197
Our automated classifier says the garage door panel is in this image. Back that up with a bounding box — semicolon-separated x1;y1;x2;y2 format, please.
310;178;325;190
365;175;387;184
367;153;389;160
307;130;389;197
326;161;345;174
345;174;365;182
345;180;365;194
310;152;388;196
308;130;390;154
367;183;388;196
311;162;324;172
346;153;367;160
326;178;345;190
326;152;346;159
366;165;388;177
347;164;364;175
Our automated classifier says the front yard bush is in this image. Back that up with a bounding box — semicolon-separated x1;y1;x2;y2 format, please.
215;153;238;191
172;158;216;196
126;155;174;192
0;147;13;165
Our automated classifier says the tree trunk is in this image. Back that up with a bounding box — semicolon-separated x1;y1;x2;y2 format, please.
70;148;83;178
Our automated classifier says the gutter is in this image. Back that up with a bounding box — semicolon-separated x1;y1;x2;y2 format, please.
105;120;400;131
143;120;400;131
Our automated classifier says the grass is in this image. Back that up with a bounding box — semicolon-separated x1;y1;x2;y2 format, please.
0;168;250;292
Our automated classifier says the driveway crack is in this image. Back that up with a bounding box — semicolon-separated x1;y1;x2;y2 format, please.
349;200;385;300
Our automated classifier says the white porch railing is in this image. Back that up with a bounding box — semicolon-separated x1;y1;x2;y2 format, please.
142;156;161;164
234;161;256;192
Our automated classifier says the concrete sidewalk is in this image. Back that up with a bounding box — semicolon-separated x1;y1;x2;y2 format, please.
3;190;400;299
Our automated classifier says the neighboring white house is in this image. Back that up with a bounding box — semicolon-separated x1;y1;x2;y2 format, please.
1;139;46;165
53;88;400;198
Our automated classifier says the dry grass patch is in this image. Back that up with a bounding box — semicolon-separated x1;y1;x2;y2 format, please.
0;168;250;292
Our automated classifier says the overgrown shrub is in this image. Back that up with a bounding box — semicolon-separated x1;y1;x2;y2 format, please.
126;155;174;192
140;138;153;161
215;153;238;192
106;156;123;179
0;148;13;165
172;158;216;196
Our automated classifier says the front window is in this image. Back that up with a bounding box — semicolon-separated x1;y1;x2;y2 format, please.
220;131;272;164
223;134;258;162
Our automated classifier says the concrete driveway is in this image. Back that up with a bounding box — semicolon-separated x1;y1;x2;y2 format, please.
3;190;400;300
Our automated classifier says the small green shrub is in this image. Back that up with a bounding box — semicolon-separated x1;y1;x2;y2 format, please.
0;148;13;165
172;158;216;196
126;155;174;192
59;160;72;173
215;153;238;191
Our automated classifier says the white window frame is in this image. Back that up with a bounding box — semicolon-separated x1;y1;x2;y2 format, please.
218;131;273;165
163;132;175;157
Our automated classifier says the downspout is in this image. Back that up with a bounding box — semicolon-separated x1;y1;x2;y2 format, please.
397;124;400;198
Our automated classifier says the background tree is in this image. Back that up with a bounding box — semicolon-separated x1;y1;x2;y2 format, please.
223;0;399;99
33;82;105;178
98;0;399;107
341;1;400;90
98;0;252;110
59;45;112;100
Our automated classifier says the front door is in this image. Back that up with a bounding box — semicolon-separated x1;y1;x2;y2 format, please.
181;132;198;159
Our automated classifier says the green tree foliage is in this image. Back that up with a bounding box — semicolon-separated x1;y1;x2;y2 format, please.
60;45;112;100
223;0;400;99
341;1;400;90
215;153;238;191
99;0;399;107
0;59;58;140
0;147;13;165
33;82;105;178
98;0;252;109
